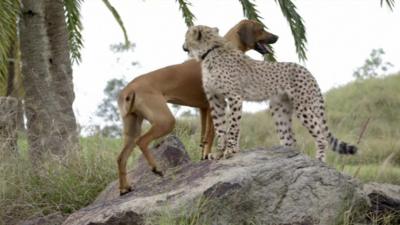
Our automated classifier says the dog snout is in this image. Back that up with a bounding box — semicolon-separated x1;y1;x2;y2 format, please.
182;44;188;52
269;34;279;44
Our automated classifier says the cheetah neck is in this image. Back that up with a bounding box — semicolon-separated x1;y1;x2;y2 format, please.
200;45;221;60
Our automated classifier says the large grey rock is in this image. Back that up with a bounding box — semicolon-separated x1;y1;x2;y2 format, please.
63;136;369;225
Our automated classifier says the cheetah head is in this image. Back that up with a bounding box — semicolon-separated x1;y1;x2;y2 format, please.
183;25;225;61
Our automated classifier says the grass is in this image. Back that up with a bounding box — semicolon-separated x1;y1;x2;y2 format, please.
1;74;400;224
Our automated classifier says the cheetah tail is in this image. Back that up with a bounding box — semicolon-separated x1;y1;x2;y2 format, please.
328;135;357;155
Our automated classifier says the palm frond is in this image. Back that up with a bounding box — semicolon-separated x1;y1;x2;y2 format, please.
239;0;276;62
0;0;19;96
102;0;131;47
381;0;396;10
176;0;195;27
64;0;84;64
275;0;307;62
238;0;263;23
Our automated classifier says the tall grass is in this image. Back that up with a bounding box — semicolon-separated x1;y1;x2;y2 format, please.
0;136;121;225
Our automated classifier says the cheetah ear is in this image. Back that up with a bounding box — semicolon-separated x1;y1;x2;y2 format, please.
212;27;219;34
238;23;255;47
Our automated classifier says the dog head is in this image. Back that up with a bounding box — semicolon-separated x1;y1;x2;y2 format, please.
236;19;278;55
183;25;224;60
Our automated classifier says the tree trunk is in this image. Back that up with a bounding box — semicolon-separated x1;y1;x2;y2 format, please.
0;97;18;156
45;0;79;152
19;0;60;161
19;0;79;162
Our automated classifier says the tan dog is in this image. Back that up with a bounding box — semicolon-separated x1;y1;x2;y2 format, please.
117;20;278;195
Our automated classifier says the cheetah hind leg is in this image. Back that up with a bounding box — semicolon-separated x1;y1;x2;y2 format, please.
295;106;328;162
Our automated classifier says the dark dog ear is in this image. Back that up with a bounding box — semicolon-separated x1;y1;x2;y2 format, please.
238;24;255;46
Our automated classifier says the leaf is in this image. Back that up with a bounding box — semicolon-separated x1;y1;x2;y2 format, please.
380;0;396;10
176;0;196;27
0;0;19;96
102;0;131;48
64;0;84;64
275;0;308;62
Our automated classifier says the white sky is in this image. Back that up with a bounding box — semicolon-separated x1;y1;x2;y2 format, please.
73;0;400;126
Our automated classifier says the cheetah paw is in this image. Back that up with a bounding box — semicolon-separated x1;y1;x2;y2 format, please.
223;149;236;159
207;152;224;160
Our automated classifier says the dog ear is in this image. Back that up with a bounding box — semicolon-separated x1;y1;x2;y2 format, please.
238;23;255;47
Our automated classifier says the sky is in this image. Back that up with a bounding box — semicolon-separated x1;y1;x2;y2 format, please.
73;0;400;127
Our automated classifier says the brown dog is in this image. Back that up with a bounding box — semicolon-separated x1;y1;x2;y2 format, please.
117;20;278;195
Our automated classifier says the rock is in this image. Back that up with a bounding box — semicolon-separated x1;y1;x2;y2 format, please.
18;212;65;225
361;182;400;224
63;136;368;225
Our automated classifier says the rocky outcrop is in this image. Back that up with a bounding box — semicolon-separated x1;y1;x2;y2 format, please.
63;136;370;225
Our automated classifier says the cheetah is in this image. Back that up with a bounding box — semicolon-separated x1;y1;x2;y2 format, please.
183;25;357;162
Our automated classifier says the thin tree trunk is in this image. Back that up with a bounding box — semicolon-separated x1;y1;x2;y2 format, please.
45;0;79;153
19;0;58;162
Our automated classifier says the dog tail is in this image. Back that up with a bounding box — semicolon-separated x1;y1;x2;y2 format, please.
327;132;357;155
118;91;135;117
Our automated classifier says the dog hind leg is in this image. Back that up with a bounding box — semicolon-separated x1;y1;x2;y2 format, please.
118;113;142;195
135;96;176;176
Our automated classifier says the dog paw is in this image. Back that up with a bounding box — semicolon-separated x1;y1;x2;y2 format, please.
152;167;164;177
120;186;133;196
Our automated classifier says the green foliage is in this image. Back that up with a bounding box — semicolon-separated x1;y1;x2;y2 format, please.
102;0;131;48
275;0;307;62
353;48;394;80
95;78;127;137
239;0;263;23
0;0;19;95
176;0;195;27
64;0;84;64
381;0;396;10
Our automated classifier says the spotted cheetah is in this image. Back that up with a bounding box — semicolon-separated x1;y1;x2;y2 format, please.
183;25;357;162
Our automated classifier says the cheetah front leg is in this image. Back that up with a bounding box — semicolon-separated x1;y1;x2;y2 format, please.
224;95;243;159
206;93;227;160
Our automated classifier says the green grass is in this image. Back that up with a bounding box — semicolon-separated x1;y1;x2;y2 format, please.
0;136;122;224
1;74;400;224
